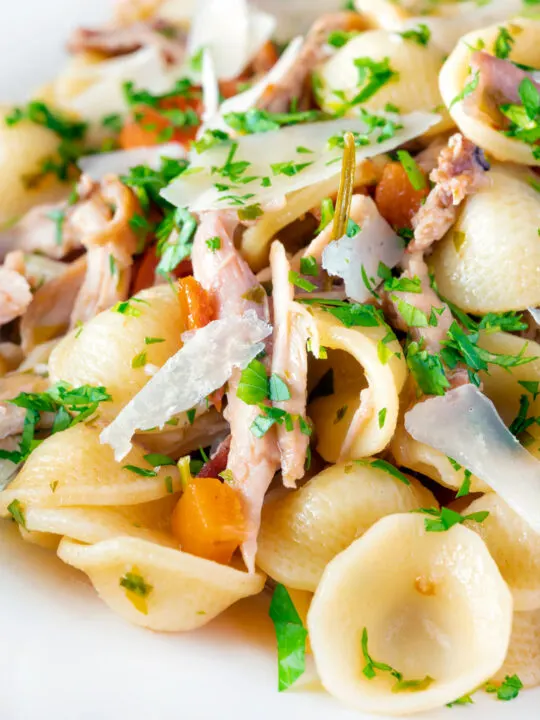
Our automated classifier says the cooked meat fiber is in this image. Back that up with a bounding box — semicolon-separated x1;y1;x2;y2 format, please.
409;133;489;254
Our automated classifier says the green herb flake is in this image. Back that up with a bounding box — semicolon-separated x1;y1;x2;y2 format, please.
449;70;480;109
352;57;399;106
119;570;153;597
494;26;515;59
300;255;319;277
250;415;276;438
186;408;196;425
396;150;426;191
205;236;221;252
131;351;147;369
7;499;26;529
144;336;165;345
46;208;65;245
288;271;317;293
398;23;431;47
236;360;269;405
269;374;291;402
485;674;523;701
413;506;489;532
447;694;475;708
363;459;410;486
518;380;540;400
271;160;314;177
269;584;308;692
392;296;429;328
143;453;176;467
122;465;158;477
378;407;387;429
164;475;174;494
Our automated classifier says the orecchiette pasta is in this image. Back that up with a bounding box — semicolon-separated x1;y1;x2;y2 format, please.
256;460;436;591
308;513;513;715
316;31;453;136
57;536;265;631
0;424;181;513
440;19;540;166
432;164;540;313
463;493;540;612
308;308;406;462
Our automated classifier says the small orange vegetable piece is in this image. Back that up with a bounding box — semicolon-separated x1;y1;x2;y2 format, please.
171;477;246;565
177;276;215;331
119;94;202;149
374;161;429;230
131;245;191;294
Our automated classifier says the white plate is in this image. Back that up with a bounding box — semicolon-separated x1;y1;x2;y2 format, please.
0;2;537;719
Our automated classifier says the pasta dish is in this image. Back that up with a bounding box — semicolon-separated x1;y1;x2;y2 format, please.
2;0;540;714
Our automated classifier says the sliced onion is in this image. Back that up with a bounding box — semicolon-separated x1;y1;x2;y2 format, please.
405;384;540;535
100;310;271;460
78;144;185;180
322;195;404;303
162;111;440;212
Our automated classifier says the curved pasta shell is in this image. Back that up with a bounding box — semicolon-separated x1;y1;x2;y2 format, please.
0;423;181;513
308;308;407;462
316;31;452;136
308;513;513;715
494;608;540;688
391;420;489;493
464;493;540;612
57;536;265;631
354;0;409;29
48;283;187;421
431;164;540;313
439;19;540;166
256;461;436;591
0;107;67;225
240;158;385;271
23;496;179;549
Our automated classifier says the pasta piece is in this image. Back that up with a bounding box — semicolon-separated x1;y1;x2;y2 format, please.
439;19;540;166
432;164;540;313
463;493;540;612
256;460;436;591
494;609;540;688
0;423;181;513
316;31;453;136
240;158;385;271
48;283;187;422
57;536;265;631
23;496;179;549
391;421;489;493
308;513;513;715
308;308;406;462
0;108;67;225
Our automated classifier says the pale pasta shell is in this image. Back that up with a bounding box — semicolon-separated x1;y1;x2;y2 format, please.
0;423;181;513
57;536;265;631
494;608;540;688
439;18;540;166
308;308;407;462
316;31;452;135
257;461;436;591
48;283;186;422
0;107;67;225
431;164;540;313
464;493;540;612
308;513;513;715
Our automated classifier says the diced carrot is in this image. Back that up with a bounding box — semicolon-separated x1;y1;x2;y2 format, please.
374;161;430;230
177;276;215;331
119;93;202;149
171;477;246;565
131;245;191;294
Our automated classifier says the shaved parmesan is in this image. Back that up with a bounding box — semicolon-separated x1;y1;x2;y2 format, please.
78;144;185;180
162;112;440;213
100;311;271;460
405;384;540;535
187;0;276;80
322;196;404;303
59;46;173;123
200;50;220;124
214;36;304;126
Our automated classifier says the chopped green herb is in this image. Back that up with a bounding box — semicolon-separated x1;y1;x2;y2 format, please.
236;360;269;405
405;342;450;396
219;469;235;484
5;101;87;139
7;499;26;529
378;407;387;429
268;374;291;402
518;380;540;400
164;475;174;493
392;296;429;328
413;506;489;532
131;351;147;369
119;570;153;597
101;113;123;133
224;108;325;135
449;70;480;109
398;23;431;47
237;203;264;221
447;694;475;708
396;150;426;191
361;458;410;486
112;299;142;317
288;271;317;293
143;453;176;467
156;207;197;277
250;415;276;438
186;408;196;425
456;469;472;498
352;57;399;105
269;584;308;692
271;160;314;177
316;197;335;233
206;236;221;252
122;465;158;477
300;255;319;277
327;29;360;48
361;628;432;691
144;336;165;345
494;26;515;59
46;208;65;246
485;674;523;701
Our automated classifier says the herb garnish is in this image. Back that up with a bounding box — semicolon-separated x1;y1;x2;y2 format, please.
269;584;308;692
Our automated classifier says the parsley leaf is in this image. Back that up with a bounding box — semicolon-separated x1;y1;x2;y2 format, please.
269;584;308;692
392;296;429;328
236;360;269;405
120;570;153;597
268;375;291;402
413;506;489;532
494;26;515;59
361;627;433;691
224;108;325;135
396;150;426;191
485;674;523;701
143;453;176;467
356;458;410;485
122;464;158;477
5;101;87;140
156;208;197;276
7;499;27;529
449;70;480;109
271;161;314;177
405;342;450;396
300;255;319;277
352;57;399;105
288;271;317;292
398;23;431;46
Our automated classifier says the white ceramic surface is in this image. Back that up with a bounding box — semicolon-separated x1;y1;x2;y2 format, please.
0;2;537;719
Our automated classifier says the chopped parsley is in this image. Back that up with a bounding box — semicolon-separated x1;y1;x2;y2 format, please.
398;23;431;47
352;57;399;105
7;499;26;529
120;568;153;614
143;453;176;467
112;299;143;317
144;336;165;345
356;458;410;486
300;256;319;277
449;70;480;109
123;78;197;108
485;674;523;701
224;108;325;135
405;342;450;396
396;150;426;191
288;271;317;292
412;506;489;532
0;384;111;464
5;101;87;140
518;380;540;400
392;296;429;328
46;208;66;246
362;628;433;691
270;160;314;177
131;351;147;369
205;236;221;252
236;360;270;405
156;208;197;276
268;374;291;402
508;394;540;437
494;26;515;59
316;197;335;233
447;694;475;708
269;584;308;692
327;29;360;48
122;464;158;477
378;407;387;428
